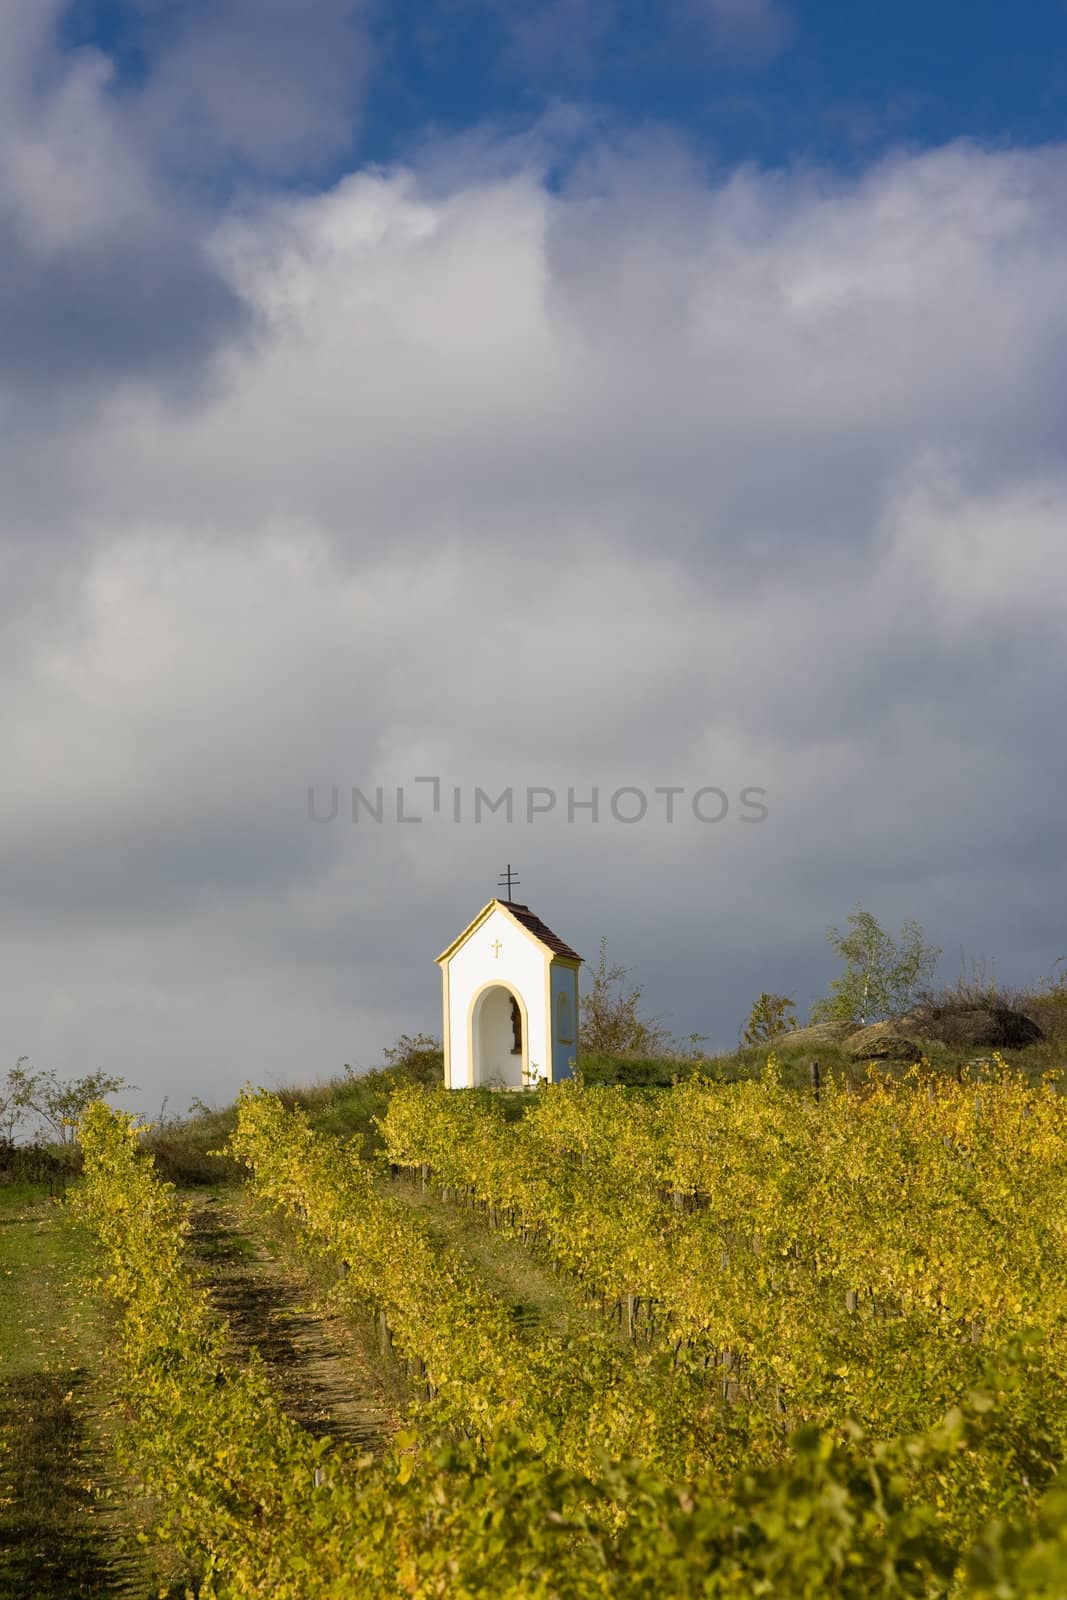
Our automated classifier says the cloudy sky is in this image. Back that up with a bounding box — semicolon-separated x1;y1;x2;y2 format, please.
4;0;1066;1111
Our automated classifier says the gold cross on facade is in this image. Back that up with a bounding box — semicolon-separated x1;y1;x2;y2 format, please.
491;938;503;957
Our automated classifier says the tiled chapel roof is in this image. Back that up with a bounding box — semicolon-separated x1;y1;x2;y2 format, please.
500;902;582;963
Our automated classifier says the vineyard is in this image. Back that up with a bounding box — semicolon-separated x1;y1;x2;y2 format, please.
6;1062;1067;1596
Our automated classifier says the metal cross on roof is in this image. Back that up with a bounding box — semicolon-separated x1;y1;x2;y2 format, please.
497;863;520;902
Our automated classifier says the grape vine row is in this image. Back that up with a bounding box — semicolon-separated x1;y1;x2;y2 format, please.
380;1062;1067;1530
72;1087;1067;1597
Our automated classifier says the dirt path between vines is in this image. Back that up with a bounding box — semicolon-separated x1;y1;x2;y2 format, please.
185;1191;393;1450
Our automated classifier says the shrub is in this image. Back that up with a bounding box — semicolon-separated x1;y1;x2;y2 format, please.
742;993;798;1045
579;937;672;1056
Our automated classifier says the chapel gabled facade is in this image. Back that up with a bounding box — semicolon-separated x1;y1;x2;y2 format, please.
436;899;581;1089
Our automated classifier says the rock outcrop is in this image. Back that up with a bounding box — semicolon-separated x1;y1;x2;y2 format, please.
844;1022;923;1063
899;1005;1043;1050
767;1007;1043;1061
767;1021;858;1050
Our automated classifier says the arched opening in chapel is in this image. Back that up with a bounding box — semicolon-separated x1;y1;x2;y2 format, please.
471;984;526;1088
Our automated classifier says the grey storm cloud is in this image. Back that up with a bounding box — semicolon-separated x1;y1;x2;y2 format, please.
1;36;1065;1110
0;220;242;389
0;0;372;399
0;3;245;394
126;0;371;175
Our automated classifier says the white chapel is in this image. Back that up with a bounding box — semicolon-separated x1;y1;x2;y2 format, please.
436;884;581;1089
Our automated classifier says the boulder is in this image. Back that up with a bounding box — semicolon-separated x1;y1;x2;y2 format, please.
767;1020;859;1050
845;1022;923;1063
907;1006;1043;1050
899;1003;937;1031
